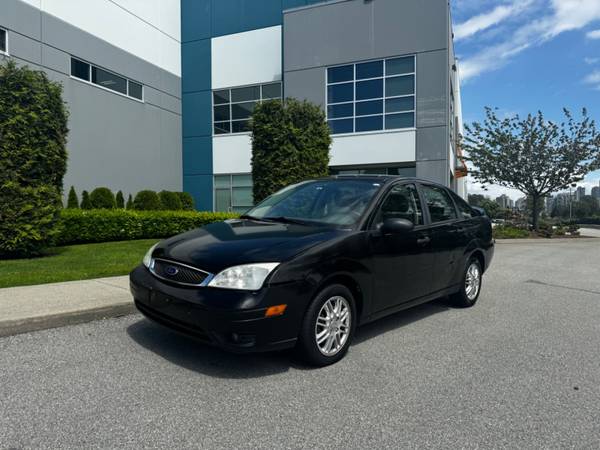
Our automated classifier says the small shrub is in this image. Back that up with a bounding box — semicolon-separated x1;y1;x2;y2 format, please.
80;190;92;209
67;186;79;209
133;190;161;210
126;194;133;210
57;209;239;245
115;190;125;209
493;225;530;239
177;192;195;211
158;190;183;210
90;187;115;209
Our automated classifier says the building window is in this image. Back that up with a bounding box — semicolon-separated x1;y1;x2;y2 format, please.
70;57;143;101
330;165;416;177
326;55;416;135
0;28;7;54
213;82;282;135
214;174;254;212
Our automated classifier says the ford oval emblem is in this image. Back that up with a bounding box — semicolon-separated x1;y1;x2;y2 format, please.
165;265;179;276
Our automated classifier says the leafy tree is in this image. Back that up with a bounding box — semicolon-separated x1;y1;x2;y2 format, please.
80;190;92;209
67;186;79;209
177;192;195;211
133;190;161;210
115;190;125;209
90;187;115;209
467;194;487;207
480;198;501;219
464;108;600;230
158;190;183;210
0;61;69;257
126;194;133;210
251;98;331;203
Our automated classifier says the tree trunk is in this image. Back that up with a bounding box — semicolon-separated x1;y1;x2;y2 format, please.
531;195;540;232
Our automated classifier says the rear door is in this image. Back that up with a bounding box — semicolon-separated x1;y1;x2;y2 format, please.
368;183;435;312
418;183;463;294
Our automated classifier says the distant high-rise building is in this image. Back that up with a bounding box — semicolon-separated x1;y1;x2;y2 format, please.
575;186;586;201
495;194;513;209
592;186;600;199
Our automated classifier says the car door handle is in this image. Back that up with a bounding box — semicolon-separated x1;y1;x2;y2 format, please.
417;236;431;246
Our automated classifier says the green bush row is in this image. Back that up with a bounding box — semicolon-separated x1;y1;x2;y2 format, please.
66;187;195;211
57;209;239;245
492;225;531;239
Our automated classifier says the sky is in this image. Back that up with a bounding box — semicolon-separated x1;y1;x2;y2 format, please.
451;0;600;200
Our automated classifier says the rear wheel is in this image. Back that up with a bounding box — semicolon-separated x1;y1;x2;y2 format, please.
450;257;482;308
296;284;356;366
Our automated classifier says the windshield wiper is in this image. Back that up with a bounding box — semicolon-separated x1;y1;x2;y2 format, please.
261;216;312;226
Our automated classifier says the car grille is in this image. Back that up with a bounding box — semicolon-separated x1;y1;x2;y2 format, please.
150;259;211;286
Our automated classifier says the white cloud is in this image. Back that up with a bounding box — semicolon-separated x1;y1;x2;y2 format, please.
459;0;600;82
584;70;600;90
454;4;521;41
585;57;600;65
587;29;600;39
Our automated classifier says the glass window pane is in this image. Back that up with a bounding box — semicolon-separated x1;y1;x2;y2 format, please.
231;86;260;103
328;65;354;83
92;67;127;95
232;174;252;187
386;96;414;113
328;119;353;134
356;60;383;79
232;187;253;207
386;75;414;97
0;30;6;53
421;185;457;223
128;81;143;100
356;79;383;100
386;56;415;75
71;58;90;81
375;184;424;226
213;90;230;105
327;103;353;119
214;175;231;188
231;120;251;133
387;166;416;177
386;112;414;129
214;105;230;122
231;101;256;120
215;189;231;212
214;122;230;135
356;100;383;116
261;82;281;99
355;115;383;132
327;83;353;103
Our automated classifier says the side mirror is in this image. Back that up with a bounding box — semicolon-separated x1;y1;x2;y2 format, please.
380;218;414;235
472;206;486;217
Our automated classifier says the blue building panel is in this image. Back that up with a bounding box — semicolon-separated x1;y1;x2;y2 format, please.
212;0;283;37
181;0;212;43
182;39;211;93
183;136;213;176
184;174;214;211
182;90;212;138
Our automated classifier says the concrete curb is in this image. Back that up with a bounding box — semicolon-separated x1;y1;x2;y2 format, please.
496;237;598;244
0;303;137;338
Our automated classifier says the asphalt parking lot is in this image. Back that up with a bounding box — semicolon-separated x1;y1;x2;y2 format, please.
1;239;600;449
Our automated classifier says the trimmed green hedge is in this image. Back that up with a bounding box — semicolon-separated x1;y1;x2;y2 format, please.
57;209;239;245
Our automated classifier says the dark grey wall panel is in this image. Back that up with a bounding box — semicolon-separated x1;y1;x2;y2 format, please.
417;127;448;162
284;0;448;72
41;43;69;75
1;0;41;40
416;160;448;185
284;67;325;107
6;31;41;64
417;50;447;128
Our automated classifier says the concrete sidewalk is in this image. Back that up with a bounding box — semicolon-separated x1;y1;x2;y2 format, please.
0;276;135;337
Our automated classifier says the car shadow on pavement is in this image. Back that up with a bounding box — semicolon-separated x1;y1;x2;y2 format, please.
126;298;450;378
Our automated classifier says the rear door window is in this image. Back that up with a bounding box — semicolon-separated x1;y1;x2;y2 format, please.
420;185;458;223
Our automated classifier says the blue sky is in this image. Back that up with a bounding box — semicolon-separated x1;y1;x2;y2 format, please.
451;0;600;199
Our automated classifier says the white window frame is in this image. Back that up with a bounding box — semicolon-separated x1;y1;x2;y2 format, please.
213;173;254;213
69;56;144;103
0;28;8;56
325;55;417;137
212;81;282;137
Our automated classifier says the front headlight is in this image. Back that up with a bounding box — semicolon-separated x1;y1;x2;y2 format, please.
208;263;280;291
143;243;158;268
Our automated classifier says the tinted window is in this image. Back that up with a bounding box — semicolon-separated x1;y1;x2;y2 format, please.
328;103;353;119
328;65;354;83
328;83;354;103
386;112;414;129
128;81;143;100
356;60;383;79
328;118;353;134
421;185;458;223
452;192;476;220
261;83;281;99
231;86;260;103
0;29;6;53
386;56;415;75
92;67;127;95
355;115;383;132
386;75;414;97
374;184;424;226
71;58;90;81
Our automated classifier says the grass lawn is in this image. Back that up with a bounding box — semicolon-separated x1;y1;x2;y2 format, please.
0;239;159;289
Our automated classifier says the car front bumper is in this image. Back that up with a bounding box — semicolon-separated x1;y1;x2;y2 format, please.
129;265;308;353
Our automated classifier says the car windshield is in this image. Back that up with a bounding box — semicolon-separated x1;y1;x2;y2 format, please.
243;179;383;227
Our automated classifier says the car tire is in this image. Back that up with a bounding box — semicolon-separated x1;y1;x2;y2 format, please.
450;257;483;308
296;284;357;367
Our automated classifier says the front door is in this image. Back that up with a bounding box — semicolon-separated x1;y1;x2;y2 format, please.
369;183;435;313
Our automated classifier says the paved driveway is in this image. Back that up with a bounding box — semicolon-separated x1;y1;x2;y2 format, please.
1;239;600;449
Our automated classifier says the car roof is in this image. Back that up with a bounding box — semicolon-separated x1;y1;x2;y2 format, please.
323;174;446;187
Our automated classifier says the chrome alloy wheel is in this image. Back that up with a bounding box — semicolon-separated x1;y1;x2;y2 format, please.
315;296;351;356
465;262;481;301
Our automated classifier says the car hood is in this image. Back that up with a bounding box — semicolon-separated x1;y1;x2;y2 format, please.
154;219;346;274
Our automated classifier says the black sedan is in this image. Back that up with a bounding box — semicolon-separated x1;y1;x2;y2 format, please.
130;176;494;366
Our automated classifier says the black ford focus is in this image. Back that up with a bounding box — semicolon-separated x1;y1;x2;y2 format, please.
130;176;494;366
